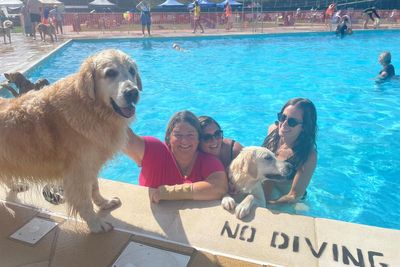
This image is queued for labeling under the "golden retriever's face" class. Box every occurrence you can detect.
[230,146,293,191]
[253,147,292,181]
[78,49,142,118]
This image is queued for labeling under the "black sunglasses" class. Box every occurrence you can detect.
[201,130,223,142]
[277,113,303,127]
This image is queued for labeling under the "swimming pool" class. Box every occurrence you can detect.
[21,30,400,230]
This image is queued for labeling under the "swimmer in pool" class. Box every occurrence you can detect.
[376,51,395,83]
[172,43,185,51]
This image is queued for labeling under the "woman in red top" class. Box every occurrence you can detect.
[124,110,227,203]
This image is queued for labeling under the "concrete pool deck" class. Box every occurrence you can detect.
[1,25,400,266]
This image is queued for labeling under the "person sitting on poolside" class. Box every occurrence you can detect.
[261,98,317,204]
[198,116,243,169]
[124,110,228,203]
[376,51,395,82]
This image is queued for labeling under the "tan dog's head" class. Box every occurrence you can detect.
[228,146,293,192]
[76,49,142,119]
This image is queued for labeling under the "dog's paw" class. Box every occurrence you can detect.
[221,196,236,211]
[235,203,251,219]
[235,195,254,219]
[98,197,121,210]
[88,218,113,233]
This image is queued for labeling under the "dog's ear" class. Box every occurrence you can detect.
[4,73,10,80]
[76,58,96,100]
[246,150,258,178]
[230,149,258,181]
[136,73,142,91]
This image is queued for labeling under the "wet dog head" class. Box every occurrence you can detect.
[228,146,293,192]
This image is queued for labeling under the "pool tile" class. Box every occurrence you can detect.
[0,204,57,267]
[51,219,131,267]
[97,178,187,238]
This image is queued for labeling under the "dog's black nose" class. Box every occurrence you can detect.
[124,88,139,104]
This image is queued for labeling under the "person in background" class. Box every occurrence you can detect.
[26,0,42,39]
[363,6,380,29]
[123,110,228,203]
[262,98,317,204]
[42,6,50,24]
[376,51,395,82]
[191,0,204,34]
[324,2,336,28]
[136,0,151,36]
[198,116,243,170]
[224,1,233,30]
[20,2,33,37]
[49,5,63,34]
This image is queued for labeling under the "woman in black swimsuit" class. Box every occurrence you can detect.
[262,98,318,204]
[198,116,243,170]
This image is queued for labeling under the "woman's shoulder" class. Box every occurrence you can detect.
[268,123,277,134]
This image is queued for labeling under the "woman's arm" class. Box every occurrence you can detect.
[150,171,228,203]
[123,128,145,166]
[192,171,228,200]
[268,149,317,204]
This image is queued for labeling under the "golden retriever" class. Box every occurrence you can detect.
[36,23,57,42]
[0,20,13,44]
[0,49,142,233]
[221,146,292,219]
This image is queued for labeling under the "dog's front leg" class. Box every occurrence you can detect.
[250,183,267,208]
[64,169,113,233]
[235,195,255,219]
[235,183,266,219]
[92,179,121,210]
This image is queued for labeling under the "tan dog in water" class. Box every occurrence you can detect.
[222,146,293,219]
[0,49,142,233]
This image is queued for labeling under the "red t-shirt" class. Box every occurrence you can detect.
[139,136,225,188]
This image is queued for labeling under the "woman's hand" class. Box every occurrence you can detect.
[149,188,161,203]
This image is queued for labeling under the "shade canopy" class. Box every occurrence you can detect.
[88,0,115,6]
[0,0,22,7]
[158,0,184,7]
[187,0,216,8]
[38,0,62,4]
[216,0,242,7]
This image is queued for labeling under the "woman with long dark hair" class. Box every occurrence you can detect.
[262,98,317,204]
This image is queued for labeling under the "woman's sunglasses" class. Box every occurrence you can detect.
[201,130,223,142]
[277,113,303,127]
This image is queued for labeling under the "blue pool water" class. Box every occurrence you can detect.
[16,31,400,230]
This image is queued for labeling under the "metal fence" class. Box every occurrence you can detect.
[63,9,400,32]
